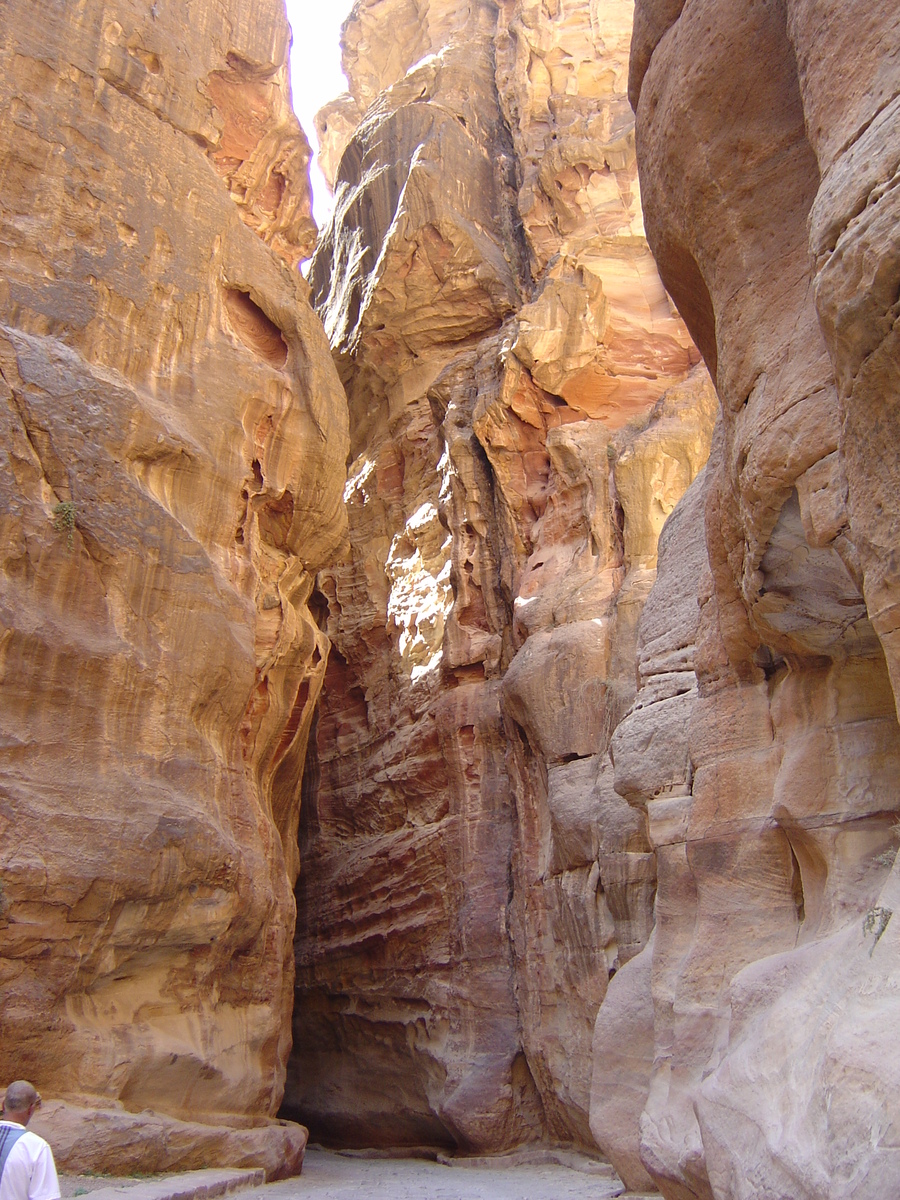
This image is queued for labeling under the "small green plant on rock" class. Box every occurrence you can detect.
[863,905,893,955]
[52,500,76,550]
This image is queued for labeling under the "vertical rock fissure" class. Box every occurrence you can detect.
[289,0,715,1158]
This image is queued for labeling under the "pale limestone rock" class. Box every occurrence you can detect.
[0,0,347,1174]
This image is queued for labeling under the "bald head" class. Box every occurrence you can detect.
[2,1080,41,1125]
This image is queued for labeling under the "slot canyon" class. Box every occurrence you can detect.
[0,0,898,1197]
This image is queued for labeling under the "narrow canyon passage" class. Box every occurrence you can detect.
[0,0,899,1198]
[284,0,712,1169]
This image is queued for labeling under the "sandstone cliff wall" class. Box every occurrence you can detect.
[287,0,713,1154]
[5,0,889,1190]
[0,0,348,1176]
[587,2,900,1197]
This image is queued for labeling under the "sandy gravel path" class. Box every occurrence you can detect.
[59,1147,660,1200]
[241,1147,640,1200]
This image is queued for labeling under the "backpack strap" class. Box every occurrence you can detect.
[0,1125,26,1180]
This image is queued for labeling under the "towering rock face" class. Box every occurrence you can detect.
[0,0,347,1176]
[588,2,900,1197]
[287,0,713,1153]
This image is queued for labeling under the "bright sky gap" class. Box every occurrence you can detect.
[284,0,356,227]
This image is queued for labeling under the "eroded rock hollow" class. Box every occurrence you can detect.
[0,0,347,1177]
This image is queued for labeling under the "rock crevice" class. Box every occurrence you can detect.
[287,0,713,1157]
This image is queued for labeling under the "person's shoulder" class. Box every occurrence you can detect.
[18,1129,51,1153]
[0,1121,31,1146]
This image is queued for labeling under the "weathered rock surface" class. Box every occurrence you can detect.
[585,2,900,1196]
[0,0,347,1174]
[29,1102,304,1180]
[288,0,712,1156]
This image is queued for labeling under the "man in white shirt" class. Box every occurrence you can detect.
[0,1082,60,1200]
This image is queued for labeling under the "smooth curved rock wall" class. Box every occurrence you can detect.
[0,0,348,1174]
[587,2,900,1196]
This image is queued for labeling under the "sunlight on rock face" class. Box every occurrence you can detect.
[343,453,377,503]
[386,502,453,681]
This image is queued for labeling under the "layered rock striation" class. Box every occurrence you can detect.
[4,0,890,1190]
[0,0,347,1176]
[288,0,713,1155]
[588,2,900,1197]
